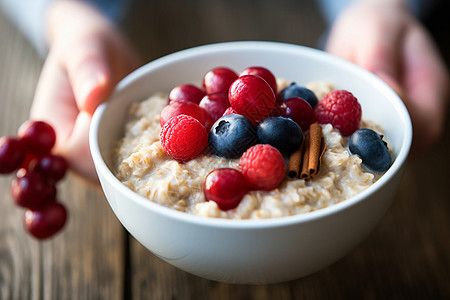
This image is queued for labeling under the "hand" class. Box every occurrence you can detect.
[325,0,449,154]
[30,0,140,181]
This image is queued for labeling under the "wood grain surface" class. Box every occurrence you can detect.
[1,1,449,299]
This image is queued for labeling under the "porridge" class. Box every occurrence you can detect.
[114,67,391,219]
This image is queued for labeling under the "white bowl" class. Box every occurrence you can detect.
[89,41,412,284]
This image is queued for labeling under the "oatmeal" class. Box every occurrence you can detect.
[114,81,387,219]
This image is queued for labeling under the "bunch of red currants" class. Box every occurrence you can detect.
[0,120,68,239]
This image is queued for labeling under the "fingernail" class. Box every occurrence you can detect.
[77,73,108,114]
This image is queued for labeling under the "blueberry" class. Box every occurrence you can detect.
[278,83,318,108]
[209,114,257,158]
[257,117,303,156]
[349,128,392,173]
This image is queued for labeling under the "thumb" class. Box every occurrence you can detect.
[65,40,114,115]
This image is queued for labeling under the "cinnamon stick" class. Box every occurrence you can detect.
[307,123,323,177]
[286,123,326,180]
[300,134,310,179]
[287,142,304,178]
[300,123,326,180]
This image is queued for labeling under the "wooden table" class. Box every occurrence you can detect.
[1,1,450,299]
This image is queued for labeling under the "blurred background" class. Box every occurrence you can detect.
[122,0,326,62]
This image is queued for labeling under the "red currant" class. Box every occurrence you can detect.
[199,93,230,123]
[0,136,26,174]
[240,66,277,95]
[160,100,210,128]
[168,84,206,105]
[34,154,68,182]
[24,201,67,239]
[202,67,238,95]
[222,106,239,117]
[10,169,56,209]
[204,168,249,210]
[280,97,316,131]
[18,120,56,156]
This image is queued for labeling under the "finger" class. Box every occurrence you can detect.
[61,110,99,181]
[31,51,78,147]
[30,52,98,181]
[64,38,113,115]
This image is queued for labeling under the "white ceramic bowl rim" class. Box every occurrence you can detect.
[90,41,412,230]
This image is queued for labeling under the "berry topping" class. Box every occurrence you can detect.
[160,100,210,128]
[209,114,257,158]
[277,83,319,108]
[24,201,67,240]
[239,144,286,191]
[240,66,277,95]
[18,120,56,156]
[228,75,276,125]
[199,93,230,123]
[1,120,68,239]
[204,168,249,210]
[256,117,303,156]
[222,106,239,117]
[0,136,26,174]
[168,84,206,105]
[270,103,284,117]
[34,154,68,182]
[315,90,361,136]
[160,114,208,162]
[10,169,57,209]
[280,97,316,131]
[349,128,392,172]
[202,67,238,95]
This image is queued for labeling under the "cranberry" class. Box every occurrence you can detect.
[34,154,68,182]
[168,84,206,105]
[160,100,210,128]
[222,106,239,117]
[10,169,56,209]
[202,67,238,95]
[18,120,56,156]
[0,136,26,174]
[199,93,230,123]
[204,168,249,210]
[240,66,277,95]
[24,201,67,239]
[228,75,276,125]
[280,97,316,131]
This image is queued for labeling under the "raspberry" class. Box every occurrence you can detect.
[239,144,286,191]
[160,114,208,162]
[315,90,361,136]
